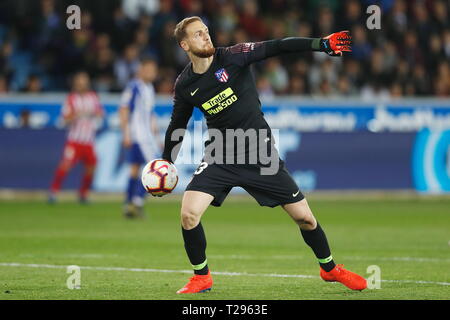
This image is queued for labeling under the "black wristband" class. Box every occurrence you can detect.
[312,38,322,51]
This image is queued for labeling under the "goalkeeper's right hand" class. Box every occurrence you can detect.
[320,31,352,56]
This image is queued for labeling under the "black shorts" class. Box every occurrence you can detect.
[186,160,304,207]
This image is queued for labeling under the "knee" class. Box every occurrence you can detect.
[180,207,201,230]
[290,209,317,230]
[59,161,72,172]
[297,215,317,230]
[283,200,317,230]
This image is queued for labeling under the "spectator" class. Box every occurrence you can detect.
[434,61,450,96]
[412,64,431,96]
[182,0,209,26]
[361,82,390,102]
[344,59,363,89]
[443,29,450,59]
[263,58,289,94]
[297,22,312,38]
[368,48,390,86]
[213,1,239,33]
[351,25,372,61]
[283,10,301,37]
[256,76,275,100]
[213,30,231,47]
[61,27,93,75]
[309,59,338,94]
[382,41,398,72]
[150,0,177,41]
[239,0,267,40]
[389,82,403,98]
[89,48,115,92]
[413,2,433,46]
[316,5,335,36]
[288,76,307,95]
[93,33,112,52]
[291,60,310,79]
[317,79,334,97]
[122,0,159,21]
[114,44,140,88]
[0,41,13,80]
[134,27,158,59]
[0,74,8,93]
[267,20,287,40]
[394,60,411,86]
[308,0,340,16]
[110,7,135,52]
[158,20,178,68]
[231,28,249,46]
[23,75,43,93]
[401,31,423,68]
[156,75,175,95]
[386,0,408,43]
[336,75,354,97]
[34,0,61,51]
[340,0,364,30]
[431,0,449,32]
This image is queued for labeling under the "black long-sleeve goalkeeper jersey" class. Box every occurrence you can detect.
[162,37,319,163]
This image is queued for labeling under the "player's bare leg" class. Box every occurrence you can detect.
[79,164,95,204]
[282,198,317,230]
[282,199,367,291]
[180,190,213,229]
[177,190,214,294]
[49,159,74,203]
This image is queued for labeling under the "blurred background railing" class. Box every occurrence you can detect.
[1,94,449,194]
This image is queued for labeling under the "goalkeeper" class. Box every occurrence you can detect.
[161,16,366,294]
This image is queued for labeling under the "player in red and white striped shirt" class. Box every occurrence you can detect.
[49,71,104,203]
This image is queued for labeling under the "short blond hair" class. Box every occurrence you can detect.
[173,16,203,45]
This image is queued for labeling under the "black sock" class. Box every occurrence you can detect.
[300,222,336,272]
[182,222,209,275]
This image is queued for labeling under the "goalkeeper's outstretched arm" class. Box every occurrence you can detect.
[227,31,352,66]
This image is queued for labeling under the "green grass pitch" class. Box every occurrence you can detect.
[0,196,449,300]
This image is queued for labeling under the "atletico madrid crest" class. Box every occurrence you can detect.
[214,68,229,83]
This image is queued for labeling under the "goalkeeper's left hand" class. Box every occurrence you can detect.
[320,31,352,56]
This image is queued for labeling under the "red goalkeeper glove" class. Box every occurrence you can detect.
[320,31,352,56]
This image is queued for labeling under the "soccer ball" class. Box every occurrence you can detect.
[141,159,178,196]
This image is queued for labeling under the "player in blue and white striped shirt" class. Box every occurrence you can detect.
[119,59,162,218]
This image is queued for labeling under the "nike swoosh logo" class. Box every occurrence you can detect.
[292,190,300,197]
[190,88,199,96]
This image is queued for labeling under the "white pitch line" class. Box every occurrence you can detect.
[18,253,119,259]
[343,256,450,263]
[209,254,450,263]
[1,262,449,287]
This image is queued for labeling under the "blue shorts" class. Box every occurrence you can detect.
[128,143,146,165]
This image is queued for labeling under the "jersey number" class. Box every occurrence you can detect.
[194,162,208,175]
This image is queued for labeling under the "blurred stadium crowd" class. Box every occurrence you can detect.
[0,0,449,99]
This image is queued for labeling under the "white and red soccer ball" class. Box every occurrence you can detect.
[141,159,178,196]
